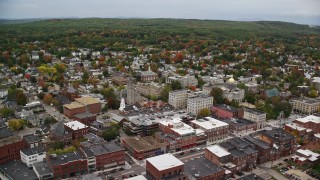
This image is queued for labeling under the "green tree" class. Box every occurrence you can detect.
[197,77,206,88]
[103,69,109,77]
[160,85,172,102]
[171,80,182,90]
[198,108,211,118]
[82,71,89,84]
[210,87,224,104]
[0,107,14,118]
[8,119,26,131]
[309,90,318,98]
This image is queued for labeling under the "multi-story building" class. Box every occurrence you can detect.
[146,153,187,180]
[50,120,73,143]
[73,112,97,125]
[222,118,257,135]
[166,74,198,88]
[121,136,167,160]
[157,118,198,151]
[0,135,27,164]
[284,123,314,143]
[290,98,320,114]
[212,104,239,119]
[168,90,197,109]
[64,121,89,139]
[240,108,267,129]
[258,128,296,160]
[187,95,214,115]
[48,151,88,179]
[191,117,229,144]
[0,161,38,180]
[140,66,158,82]
[126,78,144,105]
[20,145,46,167]
[222,88,245,103]
[243,135,271,164]
[293,115,320,134]
[63,96,101,118]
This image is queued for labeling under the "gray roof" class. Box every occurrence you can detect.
[32,161,53,177]
[237,173,264,180]
[81,133,106,147]
[84,141,124,156]
[0,161,38,180]
[49,151,86,166]
[21,145,46,156]
[260,128,295,142]
[185,157,224,178]
[0,126,13,139]
[74,112,96,119]
[229,148,247,158]
[243,107,266,115]
[215,104,238,113]
[243,135,270,150]
[23,134,42,144]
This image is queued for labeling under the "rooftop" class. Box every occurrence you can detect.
[124,175,147,180]
[0,161,38,180]
[0,126,13,139]
[185,157,224,178]
[292,98,320,104]
[122,136,166,152]
[49,151,86,166]
[81,133,106,147]
[75,96,100,105]
[147,153,184,171]
[63,101,83,109]
[214,104,238,113]
[243,107,266,115]
[64,120,88,130]
[0,135,22,147]
[87,141,124,155]
[32,161,53,177]
[295,115,320,124]
[191,117,229,130]
[160,118,195,136]
[74,112,96,119]
[206,145,230,157]
[260,128,295,142]
[296,149,319,161]
[244,135,270,150]
[223,118,256,127]
[23,134,42,144]
[21,145,46,156]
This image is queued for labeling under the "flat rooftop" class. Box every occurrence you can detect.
[260,128,294,142]
[74,112,96,119]
[206,145,230,157]
[75,96,100,105]
[0,161,38,180]
[243,107,266,115]
[21,145,46,156]
[32,161,53,177]
[147,153,184,171]
[244,135,270,150]
[293,98,320,104]
[160,118,195,136]
[185,157,224,178]
[49,151,86,166]
[223,118,256,127]
[295,115,320,124]
[63,101,83,109]
[123,136,166,152]
[0,135,22,147]
[81,133,106,147]
[214,104,238,113]
[64,120,88,130]
[191,117,229,130]
[88,141,124,155]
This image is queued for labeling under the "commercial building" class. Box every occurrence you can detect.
[121,136,166,160]
[243,135,272,164]
[63,96,101,118]
[32,161,54,180]
[222,118,257,135]
[64,121,89,139]
[187,95,214,115]
[146,153,187,180]
[290,98,320,114]
[191,117,229,144]
[294,115,320,134]
[212,104,239,119]
[166,74,198,88]
[48,151,88,179]
[0,161,38,180]
[169,90,197,109]
[20,145,46,167]
[240,108,267,129]
[0,135,27,164]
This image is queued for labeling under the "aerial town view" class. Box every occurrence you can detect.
[0,0,319,180]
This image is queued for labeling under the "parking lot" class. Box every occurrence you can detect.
[273,161,319,180]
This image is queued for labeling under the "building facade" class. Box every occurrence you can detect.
[187,95,214,115]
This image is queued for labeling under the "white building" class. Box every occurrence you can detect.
[242,108,267,129]
[290,98,320,114]
[187,95,214,115]
[64,120,88,131]
[191,117,229,144]
[168,90,197,109]
[20,145,46,167]
[166,74,198,88]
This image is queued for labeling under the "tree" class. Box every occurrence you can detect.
[171,80,182,90]
[103,69,109,77]
[30,76,37,83]
[210,87,224,104]
[0,107,14,118]
[198,108,211,118]
[197,77,205,88]
[160,85,172,102]
[102,123,120,141]
[82,71,89,83]
[8,119,26,131]
[309,90,318,98]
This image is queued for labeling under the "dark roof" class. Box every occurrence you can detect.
[88,141,124,155]
[237,173,264,180]
[0,161,38,180]
[40,123,50,134]
[81,133,106,147]
[222,118,256,127]
[21,145,45,156]
[219,141,235,151]
[74,112,96,119]
[243,107,266,115]
[243,135,270,150]
[49,151,86,166]
[185,157,224,178]
[23,134,42,144]
[124,102,142,111]
[214,104,238,113]
[55,94,71,105]
[226,137,251,149]
[260,128,295,142]
[51,120,68,136]
[229,148,247,158]
[32,161,53,177]
[0,126,13,139]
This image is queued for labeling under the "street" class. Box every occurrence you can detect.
[41,100,71,122]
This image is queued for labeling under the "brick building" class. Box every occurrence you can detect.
[50,120,73,143]
[0,135,27,164]
[64,121,89,139]
[293,115,320,134]
[258,128,296,160]
[73,112,97,125]
[122,136,166,160]
[48,151,88,179]
[212,104,239,119]
[146,153,187,180]
[62,86,79,101]
[222,118,257,136]
[63,96,101,118]
[244,135,271,164]
[191,117,229,145]
[185,157,226,180]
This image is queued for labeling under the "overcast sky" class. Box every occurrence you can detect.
[0,0,319,25]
